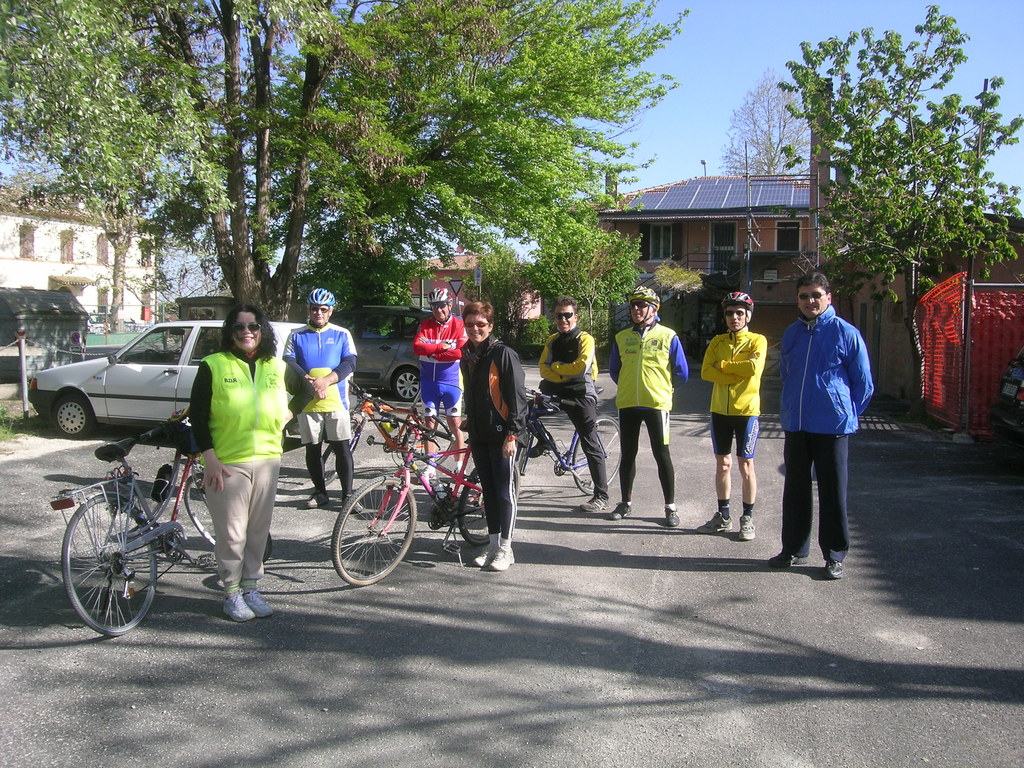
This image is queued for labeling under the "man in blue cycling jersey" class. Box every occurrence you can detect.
[283,289,358,509]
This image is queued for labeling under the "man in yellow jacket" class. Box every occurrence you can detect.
[699,292,767,541]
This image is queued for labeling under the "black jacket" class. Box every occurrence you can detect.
[460,335,527,443]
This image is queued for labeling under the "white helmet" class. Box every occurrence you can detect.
[428,288,451,304]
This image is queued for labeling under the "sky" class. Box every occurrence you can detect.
[622,0,1024,193]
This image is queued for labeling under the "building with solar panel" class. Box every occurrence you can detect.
[598,173,820,360]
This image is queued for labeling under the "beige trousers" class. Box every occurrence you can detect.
[206,458,281,592]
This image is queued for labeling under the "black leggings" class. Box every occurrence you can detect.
[618,408,674,504]
[306,439,353,497]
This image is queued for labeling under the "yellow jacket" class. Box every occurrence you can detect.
[701,329,767,416]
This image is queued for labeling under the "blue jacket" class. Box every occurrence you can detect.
[779,305,874,434]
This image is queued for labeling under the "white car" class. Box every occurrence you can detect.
[29,320,304,438]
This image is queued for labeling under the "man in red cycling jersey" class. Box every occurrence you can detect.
[413,288,467,452]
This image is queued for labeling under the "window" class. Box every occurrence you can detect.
[19,225,35,259]
[60,231,75,263]
[189,327,221,364]
[120,328,188,366]
[97,234,109,265]
[777,221,800,252]
[712,223,735,272]
[139,240,153,267]
[646,224,672,261]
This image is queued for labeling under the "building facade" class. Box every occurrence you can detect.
[0,202,156,328]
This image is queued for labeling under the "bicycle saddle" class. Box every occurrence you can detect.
[94,439,135,463]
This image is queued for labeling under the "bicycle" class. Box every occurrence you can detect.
[50,417,236,636]
[516,389,621,495]
[328,385,455,468]
[330,417,504,587]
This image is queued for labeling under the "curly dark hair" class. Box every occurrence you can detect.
[220,304,277,359]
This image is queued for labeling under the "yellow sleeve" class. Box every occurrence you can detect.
[719,334,767,380]
[550,332,596,380]
[701,337,741,384]
[538,333,559,382]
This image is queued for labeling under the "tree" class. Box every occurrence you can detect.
[721,69,810,175]
[785,6,1023,413]
[1,0,683,319]
[473,246,537,346]
[528,203,640,339]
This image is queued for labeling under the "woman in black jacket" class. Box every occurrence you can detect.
[460,301,527,572]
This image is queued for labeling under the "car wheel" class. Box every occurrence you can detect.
[53,392,98,438]
[391,366,420,402]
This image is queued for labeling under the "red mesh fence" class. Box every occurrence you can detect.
[919,274,966,430]
[919,272,1024,439]
[968,287,1024,439]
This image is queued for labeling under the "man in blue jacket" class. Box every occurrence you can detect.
[769,272,873,580]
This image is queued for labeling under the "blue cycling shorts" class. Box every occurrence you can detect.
[420,380,462,417]
[710,414,759,459]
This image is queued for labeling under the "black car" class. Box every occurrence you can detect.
[332,305,431,401]
[989,342,1024,447]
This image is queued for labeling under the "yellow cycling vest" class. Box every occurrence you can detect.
[614,324,678,411]
[203,352,289,464]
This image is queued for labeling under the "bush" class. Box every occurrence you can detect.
[520,316,553,346]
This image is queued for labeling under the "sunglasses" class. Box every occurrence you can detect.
[465,322,491,329]
[309,306,332,314]
[232,322,262,333]
[430,302,449,309]
[799,292,826,300]
[629,301,651,310]
[555,312,574,320]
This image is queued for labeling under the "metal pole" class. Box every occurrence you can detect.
[17,328,29,420]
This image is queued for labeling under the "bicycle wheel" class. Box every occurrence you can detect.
[455,471,488,547]
[61,494,157,636]
[331,475,417,586]
[570,417,622,494]
[456,467,520,547]
[183,467,215,546]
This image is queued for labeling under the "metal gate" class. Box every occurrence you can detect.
[918,272,1024,438]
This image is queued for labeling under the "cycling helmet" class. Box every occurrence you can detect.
[428,288,451,304]
[306,288,336,307]
[626,285,660,308]
[722,291,754,312]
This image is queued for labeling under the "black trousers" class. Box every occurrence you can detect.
[561,397,609,499]
[618,407,674,504]
[469,440,518,539]
[781,431,850,562]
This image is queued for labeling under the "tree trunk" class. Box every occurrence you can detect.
[903,263,926,419]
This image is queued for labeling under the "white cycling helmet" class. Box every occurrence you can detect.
[429,288,451,305]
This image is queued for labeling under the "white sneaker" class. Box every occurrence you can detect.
[739,515,755,541]
[243,589,273,618]
[471,546,498,568]
[223,592,256,622]
[483,546,514,572]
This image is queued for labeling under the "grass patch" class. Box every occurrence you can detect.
[0,403,52,442]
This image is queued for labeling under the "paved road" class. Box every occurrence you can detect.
[1,367,1022,767]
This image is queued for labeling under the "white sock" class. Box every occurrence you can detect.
[490,534,500,550]
[499,537,512,550]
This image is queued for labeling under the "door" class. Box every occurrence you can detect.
[102,326,193,421]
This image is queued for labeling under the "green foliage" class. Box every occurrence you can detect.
[529,203,640,330]
[520,316,553,346]
[472,246,537,346]
[1,1,683,319]
[653,263,703,295]
[785,6,1023,406]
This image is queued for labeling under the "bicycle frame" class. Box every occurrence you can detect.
[370,441,480,538]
